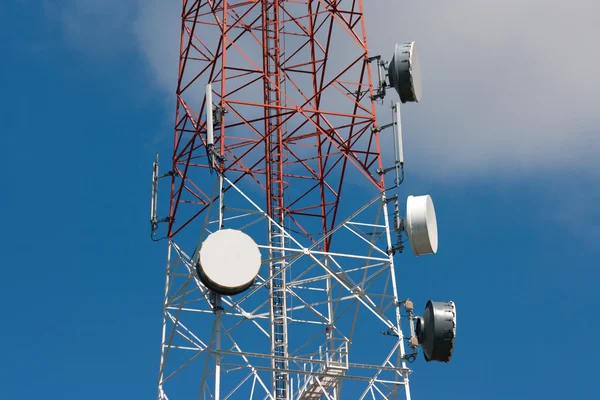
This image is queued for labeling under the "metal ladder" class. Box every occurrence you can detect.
[264,1,289,399]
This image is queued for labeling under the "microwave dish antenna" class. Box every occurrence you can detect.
[388,41,422,103]
[415,301,457,362]
[369,41,422,103]
[405,195,438,256]
[196,229,261,295]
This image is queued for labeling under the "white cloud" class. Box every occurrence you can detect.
[132,0,179,97]
[45,0,136,56]
[364,0,600,177]
[55,0,600,177]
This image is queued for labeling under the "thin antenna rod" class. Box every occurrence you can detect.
[206,83,214,146]
[150,153,159,234]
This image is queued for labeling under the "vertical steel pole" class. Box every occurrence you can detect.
[214,305,222,400]
[157,243,172,400]
[382,194,411,400]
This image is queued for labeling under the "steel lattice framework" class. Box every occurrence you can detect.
[157,1,415,399]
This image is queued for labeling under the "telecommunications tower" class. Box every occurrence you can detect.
[151,1,456,399]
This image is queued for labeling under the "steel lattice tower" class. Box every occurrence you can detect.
[155,1,425,399]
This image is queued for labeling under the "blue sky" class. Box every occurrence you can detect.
[1,1,599,399]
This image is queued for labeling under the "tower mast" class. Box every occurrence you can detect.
[154,2,456,399]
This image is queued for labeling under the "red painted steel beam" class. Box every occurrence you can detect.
[169,0,383,241]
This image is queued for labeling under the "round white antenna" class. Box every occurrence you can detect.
[197,229,261,295]
[388,42,422,103]
[405,195,438,256]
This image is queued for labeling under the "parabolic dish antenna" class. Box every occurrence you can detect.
[196,229,261,295]
[405,195,438,256]
[388,41,422,103]
[416,301,457,362]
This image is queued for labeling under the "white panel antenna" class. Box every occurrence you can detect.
[205,83,214,146]
[394,102,404,164]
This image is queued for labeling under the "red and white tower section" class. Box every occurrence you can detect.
[151,2,457,399]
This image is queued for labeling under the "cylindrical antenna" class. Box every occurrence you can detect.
[150,153,159,231]
[205,83,214,146]
[378,59,385,90]
[394,102,404,164]
[392,105,399,164]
